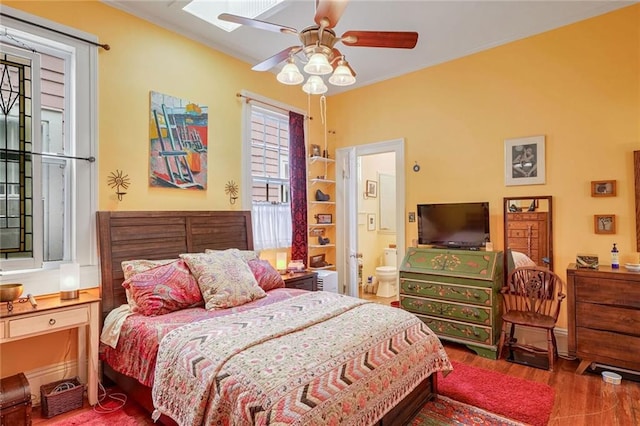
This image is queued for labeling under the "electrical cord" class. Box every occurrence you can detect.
[92,380,127,414]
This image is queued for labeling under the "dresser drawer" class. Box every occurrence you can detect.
[576,327,640,367]
[400,278,492,305]
[8,306,89,338]
[415,313,493,345]
[575,278,640,308]
[401,295,492,325]
[400,272,495,290]
[576,302,640,336]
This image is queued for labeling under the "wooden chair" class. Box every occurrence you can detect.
[497,266,566,371]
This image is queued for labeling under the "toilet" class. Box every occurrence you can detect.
[376,248,398,298]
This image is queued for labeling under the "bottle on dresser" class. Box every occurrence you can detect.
[611,243,619,269]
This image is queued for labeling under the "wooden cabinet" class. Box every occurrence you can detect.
[283,271,318,291]
[566,265,640,373]
[399,248,504,359]
[506,212,549,266]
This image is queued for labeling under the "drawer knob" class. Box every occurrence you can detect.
[49,318,56,326]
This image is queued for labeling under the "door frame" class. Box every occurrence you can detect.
[336,139,406,297]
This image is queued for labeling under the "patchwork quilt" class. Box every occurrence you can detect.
[152,292,452,425]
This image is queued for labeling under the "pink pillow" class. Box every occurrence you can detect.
[248,259,285,291]
[121,259,203,316]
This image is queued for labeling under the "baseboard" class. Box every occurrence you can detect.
[23,360,79,406]
[511,326,569,357]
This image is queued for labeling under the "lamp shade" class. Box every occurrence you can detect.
[328,63,356,86]
[302,75,328,95]
[276,61,304,85]
[60,263,80,300]
[303,53,332,75]
[276,252,287,272]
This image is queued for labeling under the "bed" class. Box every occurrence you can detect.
[97,210,452,425]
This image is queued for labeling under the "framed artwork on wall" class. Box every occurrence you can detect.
[594,214,616,234]
[504,135,545,186]
[591,180,617,197]
[365,180,378,198]
[315,213,333,224]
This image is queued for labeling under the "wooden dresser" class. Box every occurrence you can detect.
[283,271,318,291]
[566,264,640,374]
[506,212,549,266]
[399,248,504,359]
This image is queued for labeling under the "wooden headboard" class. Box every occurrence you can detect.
[96,210,253,319]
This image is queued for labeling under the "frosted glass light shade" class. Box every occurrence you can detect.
[60,263,80,300]
[303,53,332,75]
[276,62,304,85]
[302,75,328,95]
[328,64,356,86]
[276,252,287,272]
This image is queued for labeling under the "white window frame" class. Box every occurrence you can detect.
[0,6,98,294]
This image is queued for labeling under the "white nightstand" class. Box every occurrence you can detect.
[0,288,101,405]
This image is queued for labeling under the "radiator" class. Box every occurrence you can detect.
[316,270,338,293]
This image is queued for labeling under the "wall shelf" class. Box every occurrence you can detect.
[308,156,335,165]
[309,244,336,248]
[309,178,335,185]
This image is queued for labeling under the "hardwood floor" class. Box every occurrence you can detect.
[31,342,640,425]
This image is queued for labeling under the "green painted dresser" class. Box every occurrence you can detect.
[399,247,504,359]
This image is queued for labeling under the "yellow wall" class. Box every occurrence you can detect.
[328,5,640,327]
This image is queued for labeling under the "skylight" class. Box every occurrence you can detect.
[183,0,285,32]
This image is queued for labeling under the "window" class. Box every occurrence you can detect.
[0,12,97,278]
[242,97,296,251]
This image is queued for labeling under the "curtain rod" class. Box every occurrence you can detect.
[236,93,312,120]
[29,152,96,163]
[0,12,110,50]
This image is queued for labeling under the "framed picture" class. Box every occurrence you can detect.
[365,180,378,198]
[594,214,616,234]
[367,213,376,231]
[591,180,617,197]
[316,213,332,224]
[310,144,321,157]
[504,135,545,186]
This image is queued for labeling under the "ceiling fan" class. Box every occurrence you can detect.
[218,0,419,94]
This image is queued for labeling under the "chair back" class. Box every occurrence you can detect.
[502,266,566,320]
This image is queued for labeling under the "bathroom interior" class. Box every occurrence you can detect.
[357,152,398,304]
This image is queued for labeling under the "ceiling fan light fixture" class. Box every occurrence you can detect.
[277,60,304,85]
[303,52,333,75]
[328,62,356,86]
[302,75,328,95]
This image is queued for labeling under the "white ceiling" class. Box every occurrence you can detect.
[103,0,634,95]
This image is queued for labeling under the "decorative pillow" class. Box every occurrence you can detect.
[204,249,260,262]
[181,250,266,310]
[122,259,175,280]
[248,259,285,292]
[121,259,203,316]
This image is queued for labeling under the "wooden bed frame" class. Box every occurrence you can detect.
[96,210,436,425]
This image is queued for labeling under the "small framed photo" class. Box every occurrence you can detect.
[316,213,332,224]
[365,180,378,198]
[504,135,545,186]
[594,214,616,234]
[367,213,376,231]
[310,144,321,157]
[591,180,617,197]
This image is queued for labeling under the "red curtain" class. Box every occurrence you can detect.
[289,112,308,266]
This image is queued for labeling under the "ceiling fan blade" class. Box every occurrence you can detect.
[251,46,302,71]
[341,31,419,49]
[331,48,356,76]
[314,0,349,28]
[218,13,298,36]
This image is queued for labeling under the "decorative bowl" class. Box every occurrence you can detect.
[624,263,640,272]
[0,283,24,302]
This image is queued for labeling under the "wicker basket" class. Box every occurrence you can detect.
[40,377,84,418]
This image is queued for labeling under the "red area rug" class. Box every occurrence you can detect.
[433,360,555,426]
[412,395,525,426]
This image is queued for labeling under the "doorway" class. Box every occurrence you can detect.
[335,139,405,300]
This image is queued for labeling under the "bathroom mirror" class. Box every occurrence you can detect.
[379,173,396,233]
[503,196,553,273]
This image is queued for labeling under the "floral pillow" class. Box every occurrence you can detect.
[121,259,175,280]
[204,249,259,262]
[247,259,285,292]
[121,259,203,316]
[180,250,266,310]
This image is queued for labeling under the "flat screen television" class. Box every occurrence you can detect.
[417,202,490,249]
